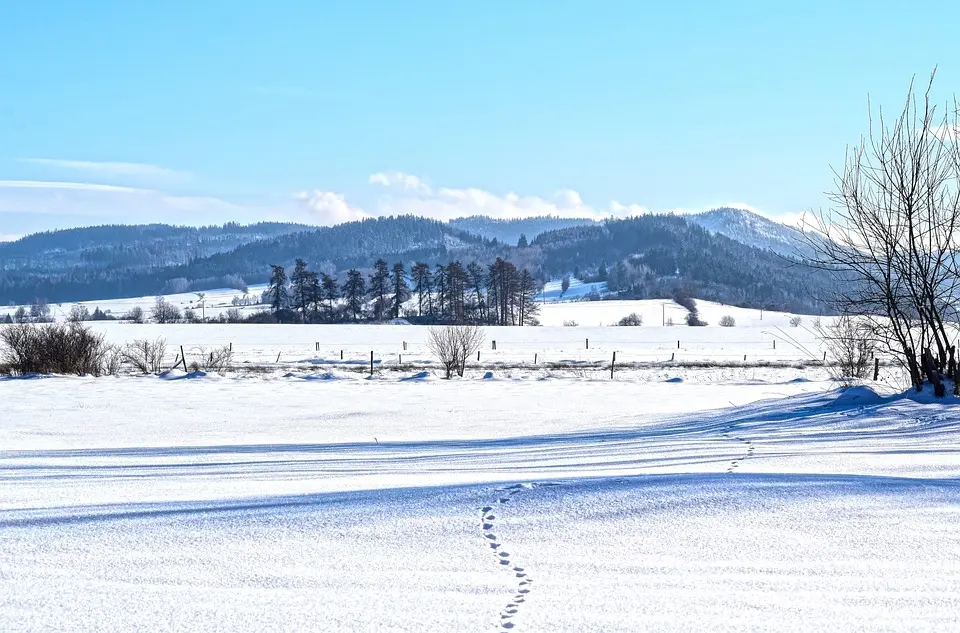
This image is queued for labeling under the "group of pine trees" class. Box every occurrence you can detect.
[266,257,541,326]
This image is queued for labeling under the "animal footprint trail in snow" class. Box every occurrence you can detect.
[724,427,754,474]
[479,482,557,630]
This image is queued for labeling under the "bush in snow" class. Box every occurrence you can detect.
[427,325,484,379]
[790,316,803,327]
[563,320,579,327]
[719,315,736,327]
[0,322,117,376]
[122,338,168,374]
[617,313,643,327]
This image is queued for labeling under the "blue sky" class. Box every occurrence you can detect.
[2,0,959,238]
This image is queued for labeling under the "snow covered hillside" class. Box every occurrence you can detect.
[2,377,959,631]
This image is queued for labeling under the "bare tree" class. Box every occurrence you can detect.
[803,70,960,395]
[427,325,484,379]
[151,296,181,324]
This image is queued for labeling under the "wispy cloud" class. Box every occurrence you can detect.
[20,158,190,184]
[368,171,432,195]
[0,180,254,224]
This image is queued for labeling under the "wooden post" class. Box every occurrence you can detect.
[671,352,675,361]
[276,352,281,363]
[492,340,496,350]
[230,342,233,352]
[677,340,680,349]
[773,340,776,350]
[341,350,343,360]
[744,354,747,361]
[370,350,374,376]
[823,351,827,362]
[399,354,402,365]
[873,357,880,381]
[403,341,407,351]
[586,338,589,350]
[477,350,481,362]
[610,351,616,379]
[180,346,187,371]
[534,353,538,365]
[315,342,318,351]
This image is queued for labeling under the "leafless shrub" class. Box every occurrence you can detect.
[122,338,168,374]
[0,322,117,376]
[187,345,234,374]
[789,316,802,328]
[563,320,579,327]
[818,316,876,384]
[719,315,736,327]
[617,313,643,327]
[665,317,675,327]
[427,325,484,379]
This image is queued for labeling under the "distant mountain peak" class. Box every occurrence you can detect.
[687,207,811,259]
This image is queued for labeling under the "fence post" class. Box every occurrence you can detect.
[370,350,374,376]
[315,342,318,351]
[744,354,747,362]
[677,340,680,349]
[341,349,344,360]
[230,342,233,352]
[399,354,402,365]
[276,352,281,363]
[534,353,537,365]
[610,351,616,379]
[873,357,880,381]
[492,340,496,350]
[180,346,187,371]
[823,351,827,362]
[403,341,407,351]
[773,340,776,350]
[477,350,481,362]
[586,338,589,350]
[671,352,675,361]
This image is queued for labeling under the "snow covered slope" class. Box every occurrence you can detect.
[689,207,814,259]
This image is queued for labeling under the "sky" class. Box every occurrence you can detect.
[2,0,959,240]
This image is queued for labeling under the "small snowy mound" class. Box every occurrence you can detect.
[159,370,208,381]
[482,371,495,380]
[833,385,885,405]
[400,371,431,382]
[664,377,684,383]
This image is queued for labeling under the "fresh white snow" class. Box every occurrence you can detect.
[2,370,959,631]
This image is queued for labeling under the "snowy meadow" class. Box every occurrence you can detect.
[2,299,958,632]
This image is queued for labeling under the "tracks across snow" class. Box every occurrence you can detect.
[479,482,558,630]
[722,426,755,474]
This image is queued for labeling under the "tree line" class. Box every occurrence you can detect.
[265,257,541,326]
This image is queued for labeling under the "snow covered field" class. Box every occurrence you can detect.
[2,294,952,631]
[2,372,960,631]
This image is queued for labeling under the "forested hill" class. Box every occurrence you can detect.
[531,215,832,313]
[0,222,310,272]
[449,215,596,245]
[1,214,834,313]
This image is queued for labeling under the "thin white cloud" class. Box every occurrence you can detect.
[0,180,258,225]
[0,180,145,193]
[368,171,432,195]
[20,158,190,183]
[0,233,22,243]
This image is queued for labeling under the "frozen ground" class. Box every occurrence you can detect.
[2,373,959,631]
